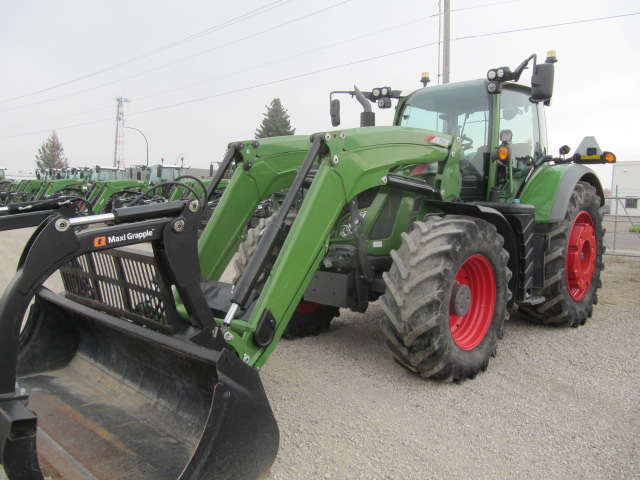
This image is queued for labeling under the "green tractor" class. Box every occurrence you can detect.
[0,168,16,204]
[0,168,12,191]
[0,52,615,479]
[22,168,87,202]
[150,163,205,201]
[3,170,47,204]
[83,165,146,213]
[125,163,203,202]
[3,168,85,204]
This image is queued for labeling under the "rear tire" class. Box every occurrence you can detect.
[380,215,511,382]
[233,217,339,338]
[520,181,604,327]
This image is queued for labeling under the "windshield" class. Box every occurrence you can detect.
[399,80,490,159]
[96,169,123,181]
[163,167,188,181]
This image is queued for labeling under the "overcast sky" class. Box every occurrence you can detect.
[1,0,638,186]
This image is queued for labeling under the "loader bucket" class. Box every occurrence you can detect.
[0,202,279,480]
[6,291,279,480]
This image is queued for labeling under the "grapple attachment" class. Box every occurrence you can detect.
[0,201,278,480]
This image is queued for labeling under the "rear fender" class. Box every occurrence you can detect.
[519,163,604,223]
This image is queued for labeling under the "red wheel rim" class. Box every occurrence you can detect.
[449,255,496,350]
[566,211,596,301]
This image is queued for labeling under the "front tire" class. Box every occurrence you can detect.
[233,217,339,338]
[380,215,511,382]
[520,181,604,327]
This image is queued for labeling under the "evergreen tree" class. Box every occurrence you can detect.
[254,98,296,138]
[35,131,69,170]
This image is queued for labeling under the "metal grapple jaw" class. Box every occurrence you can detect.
[0,200,279,479]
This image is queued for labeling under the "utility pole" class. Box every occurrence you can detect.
[443,0,450,84]
[113,96,130,167]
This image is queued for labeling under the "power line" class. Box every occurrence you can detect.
[451,0,524,13]
[0,0,524,114]
[0,0,352,113]
[0,0,294,104]
[5,105,114,130]
[1,13,436,130]
[454,11,638,40]
[133,15,438,103]
[2,11,637,140]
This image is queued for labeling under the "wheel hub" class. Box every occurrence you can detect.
[449,255,496,351]
[450,283,472,316]
[566,211,596,301]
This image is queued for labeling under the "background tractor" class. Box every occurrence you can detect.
[0,51,615,479]
[83,165,146,213]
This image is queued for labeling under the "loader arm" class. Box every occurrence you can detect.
[209,128,457,368]
[197,136,315,280]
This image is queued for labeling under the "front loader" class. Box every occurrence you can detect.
[0,51,615,479]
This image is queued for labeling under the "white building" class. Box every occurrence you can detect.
[610,161,640,215]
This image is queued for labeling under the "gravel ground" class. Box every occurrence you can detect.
[0,228,638,480]
[263,254,639,480]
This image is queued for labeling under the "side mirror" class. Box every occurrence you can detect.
[95,165,101,173]
[330,99,341,127]
[531,63,554,102]
[156,165,162,179]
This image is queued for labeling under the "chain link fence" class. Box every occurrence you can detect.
[603,196,640,257]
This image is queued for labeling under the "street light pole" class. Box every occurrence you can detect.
[124,126,149,166]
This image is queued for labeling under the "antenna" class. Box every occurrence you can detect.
[113,96,130,167]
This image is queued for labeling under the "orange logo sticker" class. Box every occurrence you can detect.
[94,236,107,247]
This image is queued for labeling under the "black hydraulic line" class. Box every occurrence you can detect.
[173,175,208,206]
[125,181,201,207]
[229,134,325,311]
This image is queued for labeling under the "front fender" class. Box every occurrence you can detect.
[519,163,605,224]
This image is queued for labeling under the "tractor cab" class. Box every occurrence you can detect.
[397,78,547,202]
[331,51,613,206]
[67,167,92,181]
[93,165,126,182]
[148,164,191,185]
